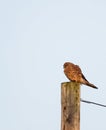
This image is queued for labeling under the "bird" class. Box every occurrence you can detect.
[63,62,98,89]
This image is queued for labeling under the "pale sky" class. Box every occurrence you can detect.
[0,0,106,130]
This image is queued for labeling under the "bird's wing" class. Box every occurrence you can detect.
[75,65,82,73]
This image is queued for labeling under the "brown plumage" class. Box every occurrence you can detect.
[63,62,98,89]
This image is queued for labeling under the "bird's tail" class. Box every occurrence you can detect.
[84,81,98,89]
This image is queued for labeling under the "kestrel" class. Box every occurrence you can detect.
[63,62,98,89]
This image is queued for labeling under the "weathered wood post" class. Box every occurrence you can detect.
[61,82,80,130]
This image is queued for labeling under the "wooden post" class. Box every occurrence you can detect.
[61,82,80,130]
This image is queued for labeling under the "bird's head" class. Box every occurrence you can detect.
[63,62,70,68]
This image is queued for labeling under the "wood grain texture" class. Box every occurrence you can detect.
[61,82,80,130]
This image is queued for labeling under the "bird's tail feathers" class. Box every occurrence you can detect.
[82,79,98,89]
[85,82,98,89]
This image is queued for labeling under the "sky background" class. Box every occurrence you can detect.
[0,0,106,130]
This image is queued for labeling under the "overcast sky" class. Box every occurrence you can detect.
[0,0,106,130]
